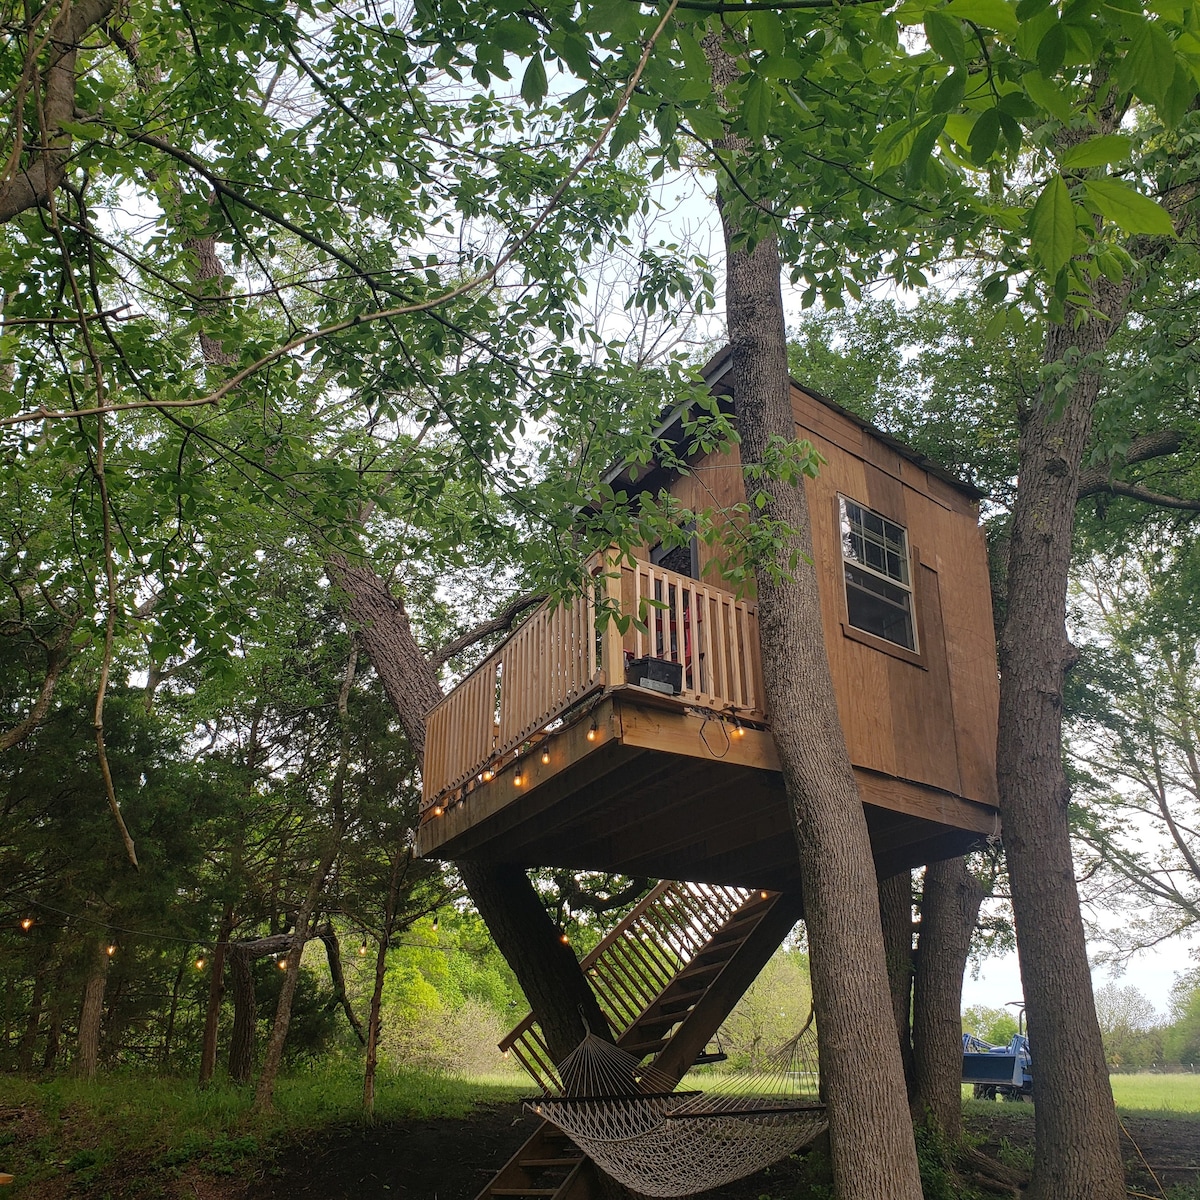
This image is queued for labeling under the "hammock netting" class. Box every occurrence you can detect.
[527,1028,828,1197]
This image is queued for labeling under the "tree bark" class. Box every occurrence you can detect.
[228,943,257,1084]
[911,858,984,1139]
[17,969,46,1073]
[879,870,915,1094]
[329,554,610,1060]
[320,926,365,1044]
[997,282,1133,1200]
[160,952,188,1067]
[716,220,922,1197]
[74,939,109,1080]
[198,907,233,1085]
[364,845,407,1114]
[0,0,117,223]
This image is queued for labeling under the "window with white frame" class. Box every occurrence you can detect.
[839,496,917,652]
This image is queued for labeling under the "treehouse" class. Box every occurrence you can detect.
[416,349,1001,891]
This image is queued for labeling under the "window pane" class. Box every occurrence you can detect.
[845,566,916,650]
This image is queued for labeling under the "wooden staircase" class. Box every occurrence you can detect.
[477,882,805,1200]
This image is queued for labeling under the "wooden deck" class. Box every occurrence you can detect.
[417,556,999,890]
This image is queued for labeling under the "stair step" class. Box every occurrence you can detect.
[490,1191,563,1197]
[621,1038,667,1056]
[519,1158,582,1168]
[673,960,724,982]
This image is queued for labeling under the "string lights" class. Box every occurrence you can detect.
[431,804,444,817]
[358,941,368,956]
[432,913,439,933]
[195,957,206,970]
[558,929,570,945]
[586,721,598,742]
[277,957,288,970]
[513,762,524,786]
[481,767,495,782]
[20,917,33,931]
[540,747,551,765]
[106,944,117,957]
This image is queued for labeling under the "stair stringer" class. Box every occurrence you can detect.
[641,890,805,1085]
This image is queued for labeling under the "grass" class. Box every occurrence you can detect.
[961,1073,1200,1117]
[0,1063,528,1197]
[1110,1073,1200,1114]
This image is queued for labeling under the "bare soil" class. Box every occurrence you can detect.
[239,1102,1200,1200]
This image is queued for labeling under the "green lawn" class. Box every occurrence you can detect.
[0,1065,528,1197]
[963,1073,1200,1115]
[1110,1072,1200,1114]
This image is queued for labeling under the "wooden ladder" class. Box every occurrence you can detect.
[476,883,805,1200]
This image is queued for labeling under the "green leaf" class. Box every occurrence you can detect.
[1061,133,1133,169]
[924,11,967,70]
[1160,60,1199,127]
[981,271,1009,303]
[752,10,786,56]
[1037,22,1067,75]
[1016,0,1053,17]
[968,107,1000,163]
[744,76,773,139]
[1029,174,1076,275]
[520,54,547,106]
[907,114,947,184]
[930,70,966,113]
[1118,19,1175,108]
[1083,179,1176,235]
[944,0,1020,34]
[1022,70,1075,123]
[675,28,709,78]
[687,106,725,141]
[983,306,1008,338]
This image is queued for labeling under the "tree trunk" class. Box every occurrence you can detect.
[74,940,109,1080]
[365,845,408,1114]
[716,220,922,1197]
[228,944,257,1083]
[18,969,46,1073]
[911,858,984,1138]
[329,555,610,1060]
[199,907,233,1085]
[320,926,365,1044]
[160,952,188,1067]
[997,286,1132,1200]
[879,870,915,1094]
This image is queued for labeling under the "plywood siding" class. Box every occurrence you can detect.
[661,382,999,810]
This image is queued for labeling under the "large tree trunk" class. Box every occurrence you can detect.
[74,940,109,1080]
[228,944,257,1083]
[18,969,46,1073]
[911,858,984,1138]
[198,907,233,1085]
[329,555,610,1059]
[879,870,915,1094]
[997,287,1132,1200]
[717,222,922,1197]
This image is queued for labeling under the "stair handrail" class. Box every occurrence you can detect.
[499,880,754,1090]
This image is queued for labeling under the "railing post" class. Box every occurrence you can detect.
[598,549,626,688]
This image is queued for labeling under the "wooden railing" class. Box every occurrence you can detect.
[421,555,766,809]
[616,558,766,718]
[498,880,754,1092]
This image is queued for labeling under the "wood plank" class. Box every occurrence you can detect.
[616,700,781,772]
[854,768,999,835]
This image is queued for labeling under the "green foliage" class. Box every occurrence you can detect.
[962,1005,1020,1046]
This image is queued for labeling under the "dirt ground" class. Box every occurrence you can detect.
[239,1102,1200,1200]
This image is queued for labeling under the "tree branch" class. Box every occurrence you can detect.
[430,591,546,669]
[0,0,117,223]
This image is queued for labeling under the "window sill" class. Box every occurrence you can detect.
[840,621,927,670]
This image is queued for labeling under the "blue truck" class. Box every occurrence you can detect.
[961,1029,1033,1101]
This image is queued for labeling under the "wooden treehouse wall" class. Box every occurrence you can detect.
[655,382,999,812]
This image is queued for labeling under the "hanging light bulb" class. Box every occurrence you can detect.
[195,957,206,971]
[20,917,33,931]
[431,804,444,817]
[732,718,745,739]
[586,721,598,742]
[558,929,570,945]
[432,913,439,932]
[106,944,117,957]
[277,957,288,970]
[513,763,524,786]
[540,747,551,765]
[482,766,495,782]
[760,891,769,900]
[358,941,368,956]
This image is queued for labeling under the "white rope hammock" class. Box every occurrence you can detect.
[528,1026,828,1197]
